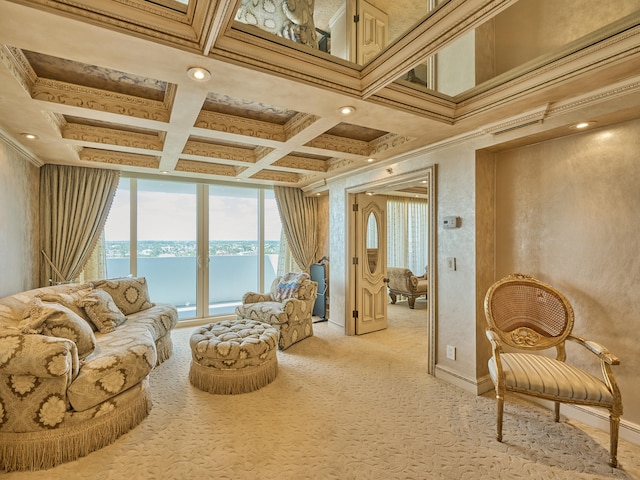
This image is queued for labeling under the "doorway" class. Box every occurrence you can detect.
[347,166,436,374]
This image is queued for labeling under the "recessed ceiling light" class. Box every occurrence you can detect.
[574,121,594,129]
[420,180,427,184]
[187,67,211,82]
[338,106,355,115]
[367,158,375,163]
[21,133,38,140]
[161,171,169,174]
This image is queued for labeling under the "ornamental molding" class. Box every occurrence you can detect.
[511,327,541,347]
[0,46,37,94]
[305,134,370,156]
[19,0,200,47]
[482,105,550,136]
[182,139,263,163]
[284,113,320,139]
[250,169,300,183]
[273,155,328,172]
[547,79,640,118]
[79,147,160,168]
[326,157,357,172]
[194,110,286,141]
[369,133,413,155]
[31,78,172,122]
[63,123,164,150]
[175,159,245,176]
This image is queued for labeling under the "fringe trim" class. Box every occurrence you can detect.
[155,333,173,365]
[189,355,278,395]
[0,386,152,472]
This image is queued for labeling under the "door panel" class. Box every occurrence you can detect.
[354,193,387,335]
[357,0,388,65]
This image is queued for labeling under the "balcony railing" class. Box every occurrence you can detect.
[106,254,278,319]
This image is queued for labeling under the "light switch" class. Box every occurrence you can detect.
[447,257,456,271]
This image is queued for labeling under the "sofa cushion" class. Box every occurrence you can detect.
[77,289,127,334]
[0,283,93,326]
[92,277,154,315]
[67,325,157,411]
[39,287,95,328]
[19,297,96,359]
[125,303,179,342]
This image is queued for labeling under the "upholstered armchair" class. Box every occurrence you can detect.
[387,267,428,309]
[235,272,318,350]
[484,273,623,467]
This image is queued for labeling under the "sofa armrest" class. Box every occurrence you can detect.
[0,330,79,378]
[242,292,273,304]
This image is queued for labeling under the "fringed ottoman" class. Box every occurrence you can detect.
[189,319,278,394]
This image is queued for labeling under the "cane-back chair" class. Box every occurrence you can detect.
[484,273,623,467]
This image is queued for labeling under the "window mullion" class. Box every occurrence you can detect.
[197,183,209,319]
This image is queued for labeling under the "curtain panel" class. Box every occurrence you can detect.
[39,164,120,286]
[274,186,317,273]
[387,196,428,275]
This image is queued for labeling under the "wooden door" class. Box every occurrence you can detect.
[356,0,389,65]
[354,193,388,335]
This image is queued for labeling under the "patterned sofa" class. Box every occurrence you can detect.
[387,267,428,309]
[235,272,318,350]
[0,277,178,471]
[235,0,317,48]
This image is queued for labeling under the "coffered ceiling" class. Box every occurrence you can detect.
[1,0,640,193]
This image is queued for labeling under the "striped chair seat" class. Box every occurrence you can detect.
[489,353,613,404]
[484,274,622,467]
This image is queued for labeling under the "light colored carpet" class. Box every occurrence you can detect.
[6,300,640,479]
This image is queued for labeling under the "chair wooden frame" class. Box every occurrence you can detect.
[484,273,623,467]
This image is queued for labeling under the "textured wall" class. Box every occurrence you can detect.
[494,0,639,75]
[494,118,640,425]
[0,139,39,297]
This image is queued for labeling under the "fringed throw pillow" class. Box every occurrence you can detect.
[20,297,97,359]
[39,286,95,329]
[91,277,154,315]
[77,289,127,334]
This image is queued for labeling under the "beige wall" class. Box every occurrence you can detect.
[493,117,640,425]
[0,138,39,297]
[494,0,639,75]
[328,115,640,436]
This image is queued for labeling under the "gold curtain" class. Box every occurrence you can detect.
[77,230,107,283]
[387,196,428,274]
[274,186,317,273]
[276,229,303,276]
[39,164,120,286]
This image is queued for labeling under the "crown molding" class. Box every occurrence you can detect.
[0,127,44,167]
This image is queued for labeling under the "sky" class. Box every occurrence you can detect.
[104,181,282,241]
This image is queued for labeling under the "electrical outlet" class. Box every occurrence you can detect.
[446,345,456,360]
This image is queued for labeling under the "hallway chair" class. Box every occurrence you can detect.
[235,272,318,350]
[484,273,623,467]
[387,267,428,309]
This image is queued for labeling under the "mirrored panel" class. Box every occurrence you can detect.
[234,0,446,66]
[146,0,189,13]
[393,0,640,98]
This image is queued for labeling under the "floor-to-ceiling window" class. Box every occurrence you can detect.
[387,196,428,275]
[103,176,281,321]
